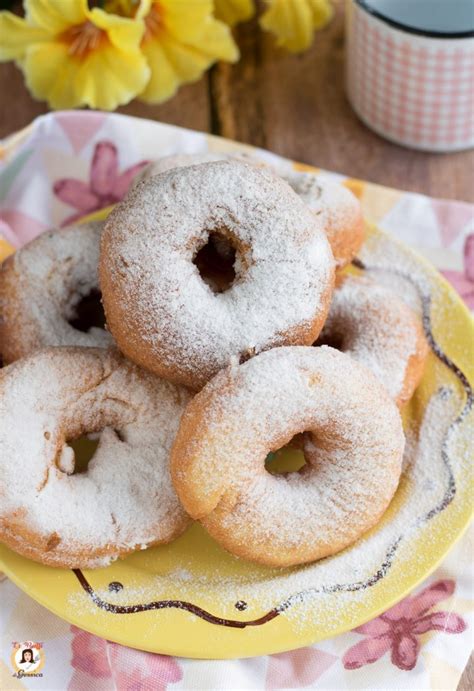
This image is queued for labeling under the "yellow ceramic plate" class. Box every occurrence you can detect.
[0,217,473,659]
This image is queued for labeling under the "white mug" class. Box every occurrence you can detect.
[345,0,474,151]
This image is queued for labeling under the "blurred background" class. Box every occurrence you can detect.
[0,0,472,201]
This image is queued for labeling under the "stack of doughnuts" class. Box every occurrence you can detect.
[0,153,427,569]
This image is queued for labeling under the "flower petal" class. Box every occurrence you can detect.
[88,6,145,48]
[0,12,49,61]
[382,599,415,622]
[214,0,255,26]
[184,17,239,62]
[308,0,334,30]
[391,633,419,671]
[156,0,238,60]
[138,39,180,103]
[353,617,391,636]
[53,179,98,211]
[412,611,467,635]
[90,142,119,196]
[409,579,456,619]
[342,635,391,670]
[137,1,237,104]
[22,41,81,109]
[24,0,88,34]
[75,40,150,110]
[142,19,238,101]
[159,34,214,81]
[160,0,217,42]
[19,7,149,111]
[135,0,153,21]
[260,0,313,53]
[113,161,149,199]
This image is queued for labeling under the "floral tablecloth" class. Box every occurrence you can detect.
[0,112,473,690]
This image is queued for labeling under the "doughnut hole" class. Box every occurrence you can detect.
[265,449,306,475]
[1,348,191,568]
[171,348,404,567]
[68,289,106,333]
[66,435,100,474]
[61,428,127,475]
[48,392,132,478]
[264,433,313,475]
[53,397,131,478]
[193,231,237,293]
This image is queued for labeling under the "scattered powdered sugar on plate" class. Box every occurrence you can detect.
[68,378,468,631]
[0,171,466,639]
[65,228,473,630]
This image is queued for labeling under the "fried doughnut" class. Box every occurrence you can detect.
[285,171,364,268]
[0,347,191,569]
[133,153,272,294]
[171,346,404,567]
[101,160,335,390]
[316,275,428,406]
[135,155,363,269]
[0,221,112,364]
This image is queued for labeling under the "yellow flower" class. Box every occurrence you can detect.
[0,0,150,110]
[260,0,333,53]
[213,0,255,26]
[134,0,239,103]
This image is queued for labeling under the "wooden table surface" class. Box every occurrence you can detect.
[0,1,472,686]
[1,1,473,202]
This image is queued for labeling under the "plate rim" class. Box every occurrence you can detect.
[0,185,473,660]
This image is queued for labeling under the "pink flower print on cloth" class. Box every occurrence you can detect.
[69,625,182,691]
[70,626,111,682]
[54,141,148,227]
[342,579,467,672]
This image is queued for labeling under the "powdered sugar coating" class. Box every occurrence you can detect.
[317,275,428,406]
[171,346,404,567]
[100,160,335,389]
[284,171,364,267]
[0,347,191,568]
[132,153,235,186]
[0,221,112,363]
[134,155,363,270]
[133,151,268,189]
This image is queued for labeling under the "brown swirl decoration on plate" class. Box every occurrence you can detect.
[72,260,473,628]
